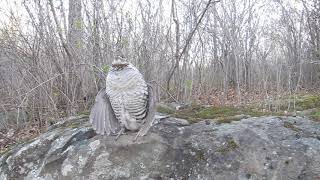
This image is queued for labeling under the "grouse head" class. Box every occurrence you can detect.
[112,55,129,70]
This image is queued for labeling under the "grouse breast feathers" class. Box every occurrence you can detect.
[106,64,148,122]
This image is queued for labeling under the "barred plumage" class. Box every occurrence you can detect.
[89,62,156,141]
[106,64,148,122]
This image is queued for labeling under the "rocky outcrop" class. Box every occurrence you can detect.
[1,115,320,180]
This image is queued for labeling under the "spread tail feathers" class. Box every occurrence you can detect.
[89,88,120,135]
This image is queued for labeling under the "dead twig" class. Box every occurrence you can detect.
[149,80,179,103]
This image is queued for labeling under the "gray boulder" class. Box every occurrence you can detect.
[1,116,320,180]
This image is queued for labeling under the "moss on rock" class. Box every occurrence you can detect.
[217,138,239,154]
[158,104,275,124]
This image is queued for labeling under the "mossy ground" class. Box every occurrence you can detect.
[157,104,280,124]
[294,95,320,110]
[158,94,320,124]
[267,94,320,111]
[268,94,320,121]
[310,109,320,121]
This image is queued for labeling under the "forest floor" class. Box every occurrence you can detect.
[1,93,320,155]
[157,93,320,124]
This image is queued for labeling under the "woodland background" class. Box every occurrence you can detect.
[0,0,319,138]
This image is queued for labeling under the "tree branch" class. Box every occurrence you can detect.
[167,0,221,92]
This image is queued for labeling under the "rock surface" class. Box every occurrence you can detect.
[1,115,320,180]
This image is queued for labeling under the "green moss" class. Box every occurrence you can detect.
[195,106,268,122]
[158,103,276,124]
[283,121,301,132]
[217,138,239,154]
[196,106,236,119]
[157,105,175,115]
[196,150,205,161]
[47,116,89,131]
[215,115,244,124]
[0,147,11,156]
[271,94,320,111]
[102,64,110,74]
[158,104,203,121]
[310,109,320,121]
[295,95,320,110]
[64,119,86,129]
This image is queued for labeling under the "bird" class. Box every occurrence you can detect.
[89,59,156,141]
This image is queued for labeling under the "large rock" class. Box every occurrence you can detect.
[1,115,320,180]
